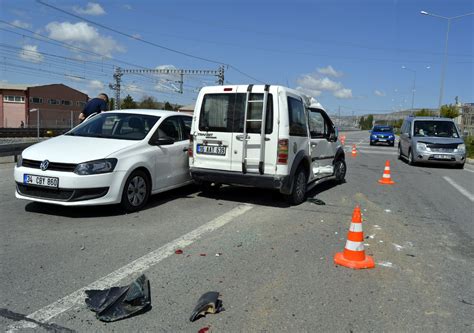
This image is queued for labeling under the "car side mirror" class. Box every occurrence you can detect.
[155,138,175,146]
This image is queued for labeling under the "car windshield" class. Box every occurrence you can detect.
[373,126,393,132]
[66,113,160,140]
[413,120,459,138]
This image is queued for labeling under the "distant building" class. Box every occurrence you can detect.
[461,103,474,136]
[0,83,88,128]
[177,104,195,114]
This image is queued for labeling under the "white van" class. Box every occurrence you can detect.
[188,84,346,204]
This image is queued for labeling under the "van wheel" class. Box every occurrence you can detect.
[333,159,346,184]
[397,144,403,160]
[121,170,150,212]
[286,167,307,205]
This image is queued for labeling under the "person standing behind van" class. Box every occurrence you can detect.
[78,93,109,122]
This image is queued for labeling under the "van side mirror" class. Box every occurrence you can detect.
[329,128,338,142]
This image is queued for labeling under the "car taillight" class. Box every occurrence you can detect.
[277,139,288,164]
[188,134,193,157]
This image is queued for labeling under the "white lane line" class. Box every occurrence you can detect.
[464,168,474,173]
[443,176,474,202]
[7,204,253,331]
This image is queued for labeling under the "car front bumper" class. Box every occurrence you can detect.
[14,166,126,206]
[412,151,466,164]
[371,138,394,145]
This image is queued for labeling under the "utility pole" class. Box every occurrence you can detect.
[109,67,123,110]
[338,106,341,126]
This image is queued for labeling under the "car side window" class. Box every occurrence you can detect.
[288,97,308,137]
[159,117,181,141]
[180,116,192,139]
[308,110,326,139]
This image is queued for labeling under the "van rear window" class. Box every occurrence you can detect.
[199,93,273,134]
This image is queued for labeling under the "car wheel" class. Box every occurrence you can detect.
[398,144,403,160]
[369,141,374,146]
[408,149,416,166]
[333,158,346,184]
[390,142,395,147]
[121,169,150,212]
[286,166,307,205]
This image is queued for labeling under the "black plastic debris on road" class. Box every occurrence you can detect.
[85,274,151,322]
[189,291,223,322]
[307,197,326,205]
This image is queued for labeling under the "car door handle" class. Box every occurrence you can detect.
[236,134,249,141]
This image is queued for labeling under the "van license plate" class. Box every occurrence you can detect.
[196,144,226,156]
[434,154,451,159]
[23,174,59,188]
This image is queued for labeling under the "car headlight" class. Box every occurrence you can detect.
[371,134,377,138]
[16,154,23,167]
[388,135,394,139]
[455,144,466,153]
[416,142,427,151]
[74,158,117,175]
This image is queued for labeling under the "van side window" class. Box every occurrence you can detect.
[308,110,326,138]
[288,97,307,137]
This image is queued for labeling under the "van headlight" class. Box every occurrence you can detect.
[74,158,117,175]
[416,142,427,151]
[454,144,466,153]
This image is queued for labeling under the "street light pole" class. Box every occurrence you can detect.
[420,10,474,116]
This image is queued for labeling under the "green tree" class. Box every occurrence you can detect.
[440,104,460,119]
[414,108,434,117]
[359,116,365,129]
[139,96,159,109]
[121,94,137,109]
[164,101,173,110]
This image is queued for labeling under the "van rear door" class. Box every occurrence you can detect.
[192,88,237,171]
[230,85,277,174]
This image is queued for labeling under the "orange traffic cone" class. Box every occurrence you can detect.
[334,206,375,269]
[351,145,357,157]
[378,160,395,185]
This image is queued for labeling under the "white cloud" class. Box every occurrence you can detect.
[45,21,124,57]
[334,88,353,99]
[19,45,44,63]
[295,86,322,97]
[11,20,31,29]
[317,65,343,78]
[88,80,104,90]
[131,33,141,39]
[123,4,132,10]
[374,90,386,97]
[73,2,106,16]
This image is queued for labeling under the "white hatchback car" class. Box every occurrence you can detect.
[14,110,193,212]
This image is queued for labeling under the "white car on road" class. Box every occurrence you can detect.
[14,110,193,212]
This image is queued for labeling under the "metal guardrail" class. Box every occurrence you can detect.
[0,128,68,138]
[0,142,38,159]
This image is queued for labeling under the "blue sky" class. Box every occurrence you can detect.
[0,0,472,116]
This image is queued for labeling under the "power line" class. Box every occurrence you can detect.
[35,0,265,83]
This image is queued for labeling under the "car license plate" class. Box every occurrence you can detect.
[23,174,59,188]
[378,139,386,142]
[434,154,451,159]
[196,144,226,156]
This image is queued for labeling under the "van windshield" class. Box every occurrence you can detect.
[413,120,459,138]
[199,93,273,134]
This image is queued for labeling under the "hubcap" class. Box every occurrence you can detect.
[295,172,306,200]
[127,176,146,207]
[336,161,345,179]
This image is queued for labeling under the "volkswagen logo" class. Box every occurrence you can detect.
[40,160,50,171]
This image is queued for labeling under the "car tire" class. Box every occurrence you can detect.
[369,141,374,146]
[286,166,307,205]
[390,142,395,147]
[333,158,346,184]
[408,149,416,166]
[398,144,403,160]
[121,169,150,212]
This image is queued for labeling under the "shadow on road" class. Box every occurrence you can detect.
[24,184,200,218]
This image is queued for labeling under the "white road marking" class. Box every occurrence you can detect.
[358,150,398,155]
[464,167,474,173]
[443,176,474,202]
[7,204,254,331]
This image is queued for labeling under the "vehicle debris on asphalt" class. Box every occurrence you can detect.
[189,291,223,322]
[306,197,326,205]
[84,274,151,322]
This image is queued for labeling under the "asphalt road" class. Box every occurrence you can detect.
[1,131,473,332]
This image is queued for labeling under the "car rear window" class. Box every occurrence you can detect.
[199,93,273,134]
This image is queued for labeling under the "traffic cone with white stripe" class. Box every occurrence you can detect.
[378,160,395,185]
[351,144,357,157]
[334,206,375,269]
